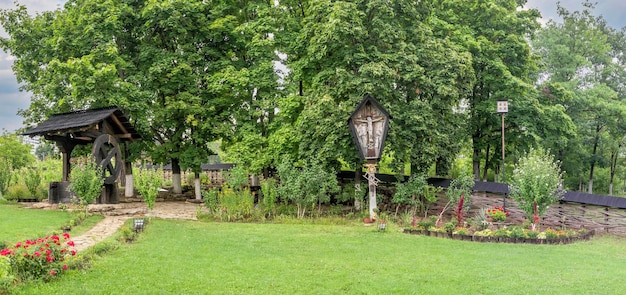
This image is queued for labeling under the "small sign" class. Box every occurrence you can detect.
[497,100,508,113]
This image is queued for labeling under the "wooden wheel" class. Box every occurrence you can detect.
[92,134,123,185]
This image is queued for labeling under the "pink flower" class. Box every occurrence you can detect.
[67,241,75,247]
[46,256,54,262]
[63,264,68,270]
[70,250,76,256]
[62,233,70,240]
[0,248,12,256]
[49,270,57,276]
[34,251,41,257]
[15,242,22,248]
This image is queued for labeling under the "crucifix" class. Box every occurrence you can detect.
[348,95,390,221]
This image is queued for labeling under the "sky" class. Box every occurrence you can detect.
[0,0,625,133]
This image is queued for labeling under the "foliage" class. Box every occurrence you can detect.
[68,157,103,209]
[4,184,29,201]
[393,174,440,218]
[215,187,254,222]
[445,174,475,225]
[509,148,564,228]
[276,157,339,218]
[486,206,510,222]
[0,133,34,171]
[260,178,278,218]
[0,158,12,197]
[202,188,219,214]
[134,168,164,211]
[0,233,75,283]
[23,166,42,201]
[223,165,249,192]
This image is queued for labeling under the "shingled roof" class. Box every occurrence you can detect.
[23,107,141,142]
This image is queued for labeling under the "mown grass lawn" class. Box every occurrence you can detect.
[0,204,73,242]
[0,204,102,244]
[15,219,626,294]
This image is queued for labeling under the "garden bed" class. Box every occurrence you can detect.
[403,228,595,245]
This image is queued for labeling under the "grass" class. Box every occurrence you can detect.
[0,204,103,244]
[13,219,626,294]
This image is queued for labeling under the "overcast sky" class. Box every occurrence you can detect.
[0,0,625,133]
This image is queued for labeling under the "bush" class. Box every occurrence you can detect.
[68,157,104,208]
[509,148,564,230]
[0,158,12,197]
[5,184,30,201]
[23,167,42,201]
[135,168,164,210]
[202,188,220,213]
[260,178,278,218]
[1,233,76,283]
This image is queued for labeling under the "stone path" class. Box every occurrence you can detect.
[29,201,203,252]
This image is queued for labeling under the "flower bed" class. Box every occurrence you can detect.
[403,227,595,245]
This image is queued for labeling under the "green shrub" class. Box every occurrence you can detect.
[527,230,540,239]
[135,168,164,211]
[5,184,30,201]
[260,178,278,218]
[509,226,527,239]
[218,187,254,222]
[68,157,104,209]
[23,167,42,201]
[202,188,220,213]
[0,158,12,197]
[509,148,564,230]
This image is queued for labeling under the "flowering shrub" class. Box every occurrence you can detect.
[486,206,510,222]
[0,233,76,282]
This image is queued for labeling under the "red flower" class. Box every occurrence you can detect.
[46,256,54,262]
[67,241,75,247]
[34,251,41,257]
[70,250,76,256]
[63,264,68,270]
[1,248,12,256]
[49,270,57,276]
[46,249,52,256]
[15,242,22,248]
[63,233,70,240]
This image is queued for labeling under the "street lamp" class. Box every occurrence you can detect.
[497,100,508,210]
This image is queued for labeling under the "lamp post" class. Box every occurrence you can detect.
[348,94,390,220]
[497,100,508,210]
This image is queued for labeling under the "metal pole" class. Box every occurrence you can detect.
[502,112,506,211]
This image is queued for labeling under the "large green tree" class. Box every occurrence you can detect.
[533,1,626,193]
[0,0,268,195]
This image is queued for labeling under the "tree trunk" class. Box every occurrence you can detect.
[588,126,601,194]
[172,158,182,194]
[125,161,134,197]
[472,147,481,181]
[482,144,490,182]
[194,172,201,200]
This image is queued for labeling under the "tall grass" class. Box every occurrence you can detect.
[15,220,626,294]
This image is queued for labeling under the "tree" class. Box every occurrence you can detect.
[392,174,440,220]
[0,133,34,171]
[432,0,541,180]
[509,148,564,230]
[0,1,268,196]
[532,1,626,193]
[278,0,474,178]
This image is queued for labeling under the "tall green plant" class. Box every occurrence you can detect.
[260,178,278,218]
[135,168,164,211]
[0,158,11,197]
[276,158,339,218]
[23,166,42,200]
[438,174,474,226]
[509,148,564,230]
[393,174,440,219]
[68,157,104,210]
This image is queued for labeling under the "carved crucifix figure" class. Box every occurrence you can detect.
[354,103,384,158]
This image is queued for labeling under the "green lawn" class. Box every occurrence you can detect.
[15,219,626,294]
[0,204,72,242]
[0,204,103,244]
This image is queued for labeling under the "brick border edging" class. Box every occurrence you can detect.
[403,229,596,245]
